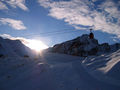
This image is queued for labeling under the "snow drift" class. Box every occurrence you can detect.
[82,49,120,86]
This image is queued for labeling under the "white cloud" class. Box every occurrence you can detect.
[99,0,120,19]
[0,18,26,30]
[6,0,28,11]
[38,0,120,37]
[0,1,8,10]
[0,0,28,11]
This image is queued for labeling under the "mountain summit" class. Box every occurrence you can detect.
[50,34,120,57]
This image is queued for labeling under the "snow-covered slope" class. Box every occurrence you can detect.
[0,51,120,90]
[0,35,120,90]
[0,37,36,57]
[82,49,120,86]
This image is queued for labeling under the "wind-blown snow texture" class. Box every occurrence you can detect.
[0,36,120,90]
[82,49,120,86]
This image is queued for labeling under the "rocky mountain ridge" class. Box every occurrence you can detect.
[49,34,120,57]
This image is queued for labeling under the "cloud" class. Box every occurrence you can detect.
[0,1,8,10]
[0,0,28,11]
[38,0,120,37]
[0,18,26,30]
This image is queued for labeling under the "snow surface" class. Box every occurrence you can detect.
[0,37,36,57]
[0,36,120,90]
[0,51,120,90]
[82,49,120,86]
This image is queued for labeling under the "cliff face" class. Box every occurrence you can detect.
[50,34,120,57]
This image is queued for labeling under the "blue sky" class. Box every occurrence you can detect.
[0,0,120,47]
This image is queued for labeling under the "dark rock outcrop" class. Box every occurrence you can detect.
[98,43,111,52]
[50,34,120,57]
[51,34,99,56]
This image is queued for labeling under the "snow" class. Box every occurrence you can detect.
[51,34,99,56]
[50,34,120,57]
[0,36,120,90]
[0,51,120,90]
[82,49,120,86]
[0,37,36,57]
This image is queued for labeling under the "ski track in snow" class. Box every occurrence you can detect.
[0,52,120,90]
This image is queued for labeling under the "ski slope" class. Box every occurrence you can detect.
[0,51,120,90]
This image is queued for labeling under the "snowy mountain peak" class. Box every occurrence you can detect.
[50,34,120,57]
[72,34,98,45]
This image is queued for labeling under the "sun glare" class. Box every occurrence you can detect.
[25,39,48,52]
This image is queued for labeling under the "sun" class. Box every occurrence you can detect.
[25,39,48,52]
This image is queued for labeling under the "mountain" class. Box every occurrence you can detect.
[0,35,120,90]
[0,37,36,57]
[0,50,120,90]
[49,34,120,57]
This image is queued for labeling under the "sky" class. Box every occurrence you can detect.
[0,0,120,47]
